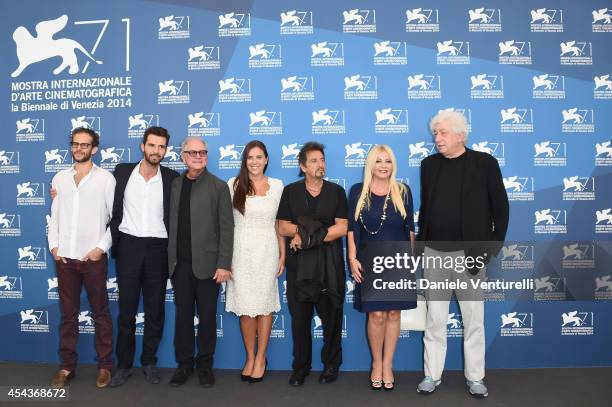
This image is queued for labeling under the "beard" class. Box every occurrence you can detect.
[72,150,92,163]
[144,152,162,166]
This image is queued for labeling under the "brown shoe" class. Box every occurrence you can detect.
[51,369,74,388]
[96,368,111,388]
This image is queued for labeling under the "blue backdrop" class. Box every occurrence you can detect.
[1,0,611,371]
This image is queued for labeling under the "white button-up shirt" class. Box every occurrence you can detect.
[48,164,115,260]
[118,161,167,238]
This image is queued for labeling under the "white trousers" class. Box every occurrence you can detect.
[422,247,485,382]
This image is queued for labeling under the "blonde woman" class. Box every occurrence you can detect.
[347,144,416,391]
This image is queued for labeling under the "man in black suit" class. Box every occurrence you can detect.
[166,136,233,388]
[109,127,179,387]
[416,110,508,398]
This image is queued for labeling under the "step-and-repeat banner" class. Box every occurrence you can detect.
[1,0,611,370]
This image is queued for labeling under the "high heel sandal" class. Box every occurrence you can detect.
[383,380,395,391]
[370,378,383,390]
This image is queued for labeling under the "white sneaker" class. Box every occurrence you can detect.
[417,376,441,394]
[467,379,488,398]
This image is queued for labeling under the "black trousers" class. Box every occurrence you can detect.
[286,273,343,372]
[115,233,169,368]
[172,261,219,369]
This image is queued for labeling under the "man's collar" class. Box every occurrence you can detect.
[185,167,208,182]
[136,160,162,179]
[69,162,98,173]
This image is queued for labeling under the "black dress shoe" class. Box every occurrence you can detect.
[319,366,339,384]
[198,368,215,388]
[109,368,132,388]
[249,360,268,383]
[240,373,251,382]
[169,367,193,387]
[289,369,309,386]
[142,365,161,384]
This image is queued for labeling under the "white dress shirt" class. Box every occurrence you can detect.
[118,161,167,238]
[48,164,115,260]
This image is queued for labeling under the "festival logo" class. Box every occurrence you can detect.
[498,40,532,65]
[468,7,502,32]
[561,311,594,336]
[407,74,441,99]
[405,8,439,32]
[157,80,190,104]
[280,10,313,35]
[470,74,504,99]
[342,9,376,33]
[500,108,533,132]
[15,118,44,142]
[248,111,283,136]
[532,74,565,99]
[20,309,49,332]
[218,12,251,37]
[248,43,282,68]
[374,108,409,134]
[373,41,407,65]
[218,77,252,103]
[534,209,567,234]
[188,112,221,137]
[436,40,470,64]
[560,41,593,65]
[533,142,567,167]
[158,15,190,39]
[500,312,533,336]
[187,45,220,70]
[280,76,315,101]
[530,8,564,32]
[311,109,345,134]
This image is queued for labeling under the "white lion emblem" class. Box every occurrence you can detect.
[11,15,102,77]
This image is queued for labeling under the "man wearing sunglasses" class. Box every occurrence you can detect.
[48,127,116,388]
[166,136,234,388]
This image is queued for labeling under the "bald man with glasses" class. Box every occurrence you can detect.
[166,136,234,388]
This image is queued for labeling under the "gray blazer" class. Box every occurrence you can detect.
[168,168,234,279]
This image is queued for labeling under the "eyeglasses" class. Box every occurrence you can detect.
[69,142,92,149]
[183,150,208,158]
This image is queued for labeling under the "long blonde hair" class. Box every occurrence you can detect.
[354,145,407,221]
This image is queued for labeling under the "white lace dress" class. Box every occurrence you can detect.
[225,177,283,317]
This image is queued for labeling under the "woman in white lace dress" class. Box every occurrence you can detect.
[226,140,285,383]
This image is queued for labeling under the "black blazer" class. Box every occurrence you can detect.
[109,162,179,255]
[417,148,509,263]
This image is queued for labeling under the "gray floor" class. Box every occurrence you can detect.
[0,362,610,406]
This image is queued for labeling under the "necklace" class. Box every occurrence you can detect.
[359,191,390,235]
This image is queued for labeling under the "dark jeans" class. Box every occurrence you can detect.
[286,272,343,372]
[56,255,113,371]
[172,261,220,369]
[115,233,169,368]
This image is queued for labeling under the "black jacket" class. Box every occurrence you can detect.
[167,169,234,279]
[417,148,509,266]
[294,216,344,308]
[109,162,179,256]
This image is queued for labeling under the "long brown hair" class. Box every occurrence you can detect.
[232,140,269,215]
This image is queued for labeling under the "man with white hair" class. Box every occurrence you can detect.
[166,136,233,388]
[416,110,509,398]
